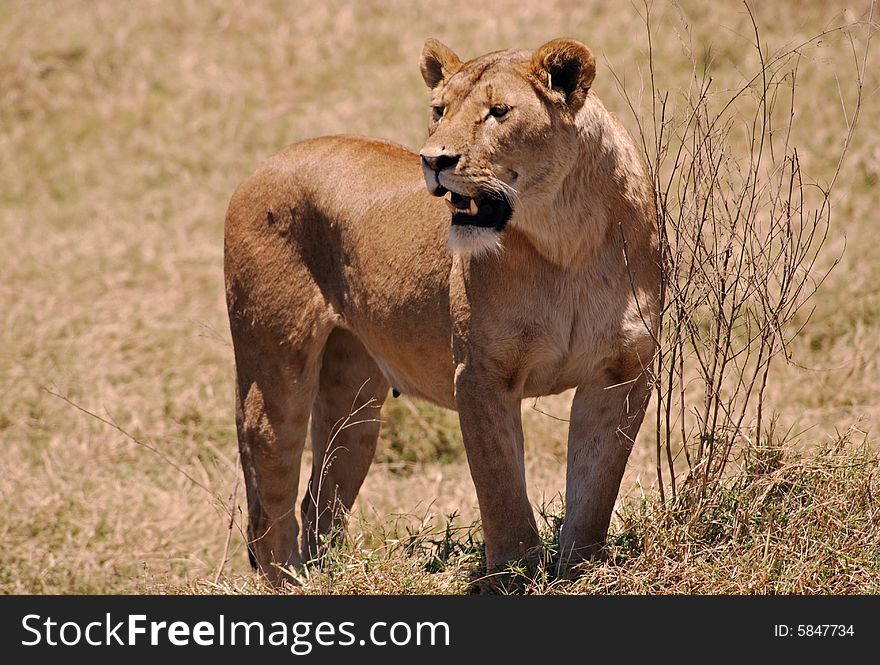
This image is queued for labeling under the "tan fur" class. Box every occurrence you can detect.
[224,38,660,586]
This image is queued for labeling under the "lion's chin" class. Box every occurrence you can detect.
[447,225,503,258]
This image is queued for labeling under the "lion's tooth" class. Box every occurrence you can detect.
[469,199,478,215]
[444,198,456,213]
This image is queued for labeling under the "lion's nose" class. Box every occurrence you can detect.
[420,151,460,172]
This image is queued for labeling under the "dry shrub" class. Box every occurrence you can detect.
[614,3,876,512]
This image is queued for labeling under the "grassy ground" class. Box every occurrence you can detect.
[1,0,878,594]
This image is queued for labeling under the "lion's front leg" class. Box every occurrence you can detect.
[454,366,541,574]
[559,371,651,574]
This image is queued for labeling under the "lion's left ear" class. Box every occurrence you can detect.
[531,39,595,112]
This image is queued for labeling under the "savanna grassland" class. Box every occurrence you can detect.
[1,0,878,594]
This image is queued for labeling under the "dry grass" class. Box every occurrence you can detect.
[1,0,878,594]
[182,431,880,595]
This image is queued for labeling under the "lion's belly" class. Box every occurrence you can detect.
[359,328,598,410]
[347,299,457,409]
[338,224,459,409]
[370,348,457,409]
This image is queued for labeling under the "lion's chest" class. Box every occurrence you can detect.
[517,305,620,398]
[466,279,626,399]
[444,245,636,398]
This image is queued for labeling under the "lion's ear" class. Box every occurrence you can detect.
[531,39,595,111]
[420,38,462,89]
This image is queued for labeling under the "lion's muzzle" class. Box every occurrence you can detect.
[419,150,458,197]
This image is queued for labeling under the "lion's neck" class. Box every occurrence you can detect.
[513,99,651,270]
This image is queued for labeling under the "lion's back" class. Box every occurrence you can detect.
[223,134,451,338]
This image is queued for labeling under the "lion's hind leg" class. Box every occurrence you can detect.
[232,320,329,587]
[301,328,389,563]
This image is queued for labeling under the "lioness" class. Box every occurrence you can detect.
[224,38,659,586]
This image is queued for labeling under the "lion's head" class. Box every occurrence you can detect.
[418,38,596,257]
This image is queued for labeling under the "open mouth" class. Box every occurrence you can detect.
[443,191,513,230]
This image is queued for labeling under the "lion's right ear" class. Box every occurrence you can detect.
[420,39,462,89]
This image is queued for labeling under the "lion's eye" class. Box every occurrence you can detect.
[489,104,510,119]
[432,105,445,121]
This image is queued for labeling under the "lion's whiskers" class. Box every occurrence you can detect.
[483,176,520,209]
